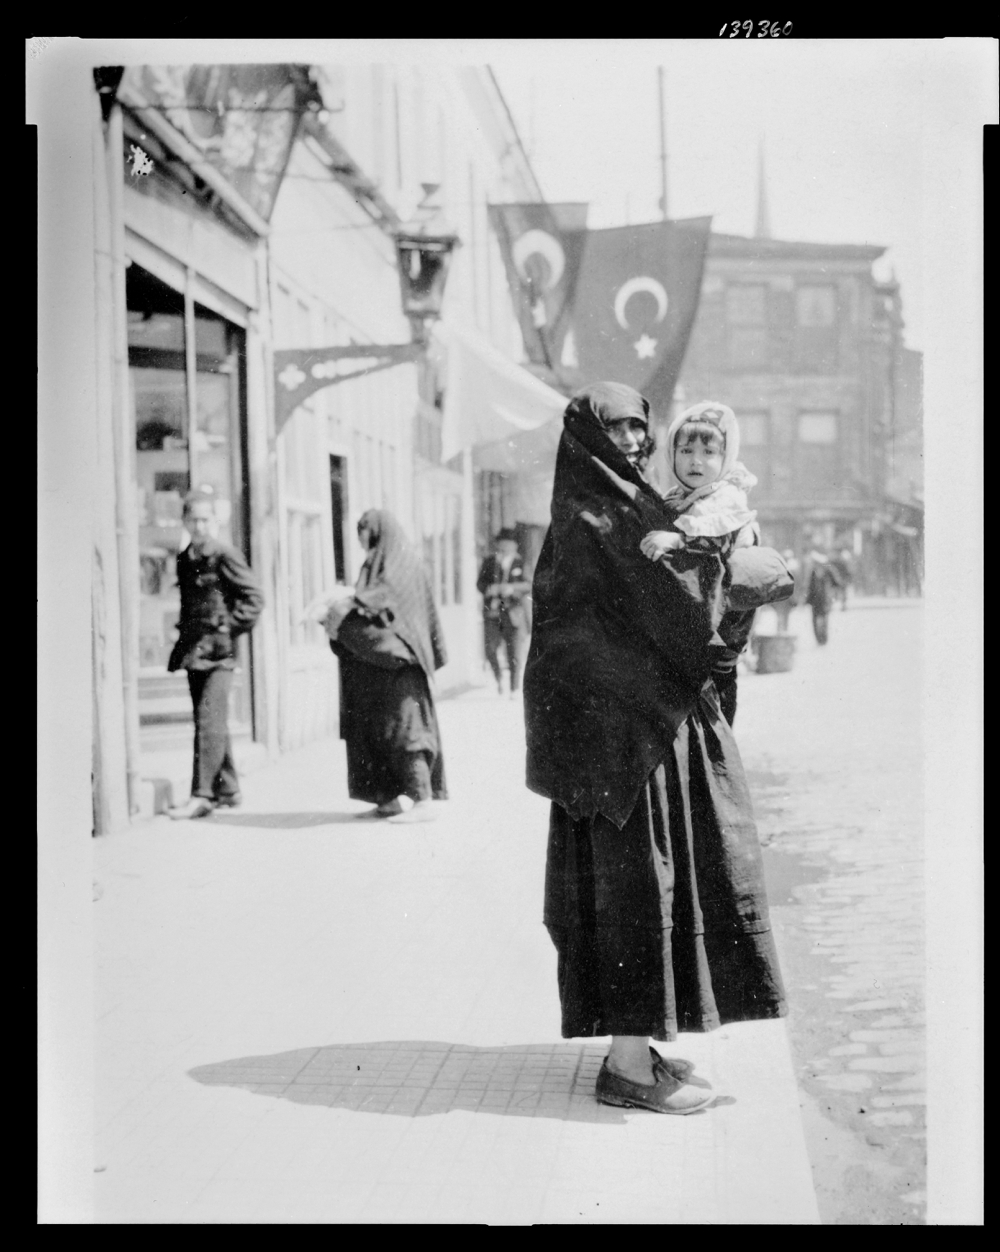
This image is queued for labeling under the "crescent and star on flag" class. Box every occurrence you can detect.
[614,275,669,359]
[512,229,565,329]
[511,228,669,359]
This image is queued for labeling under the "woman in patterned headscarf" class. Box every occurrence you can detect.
[324,509,448,824]
[524,382,791,1113]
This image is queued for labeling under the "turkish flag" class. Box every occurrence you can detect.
[564,217,712,413]
[488,203,588,376]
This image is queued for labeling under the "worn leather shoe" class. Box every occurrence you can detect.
[167,797,215,821]
[595,1059,714,1114]
[651,1048,714,1093]
[649,1047,698,1084]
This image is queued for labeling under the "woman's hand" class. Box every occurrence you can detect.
[301,584,354,625]
[640,530,684,561]
[321,593,358,641]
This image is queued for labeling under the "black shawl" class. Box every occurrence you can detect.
[524,383,783,829]
[338,508,447,678]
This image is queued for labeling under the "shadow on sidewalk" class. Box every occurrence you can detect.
[189,1040,720,1123]
[210,812,367,828]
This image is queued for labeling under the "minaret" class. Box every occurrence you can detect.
[755,139,772,239]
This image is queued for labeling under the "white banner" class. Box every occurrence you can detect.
[438,322,566,463]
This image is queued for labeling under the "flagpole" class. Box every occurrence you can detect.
[657,66,668,221]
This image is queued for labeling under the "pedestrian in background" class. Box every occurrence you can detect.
[804,548,844,645]
[774,548,800,633]
[166,490,264,820]
[831,547,853,609]
[524,383,789,1115]
[476,528,531,697]
[323,509,448,824]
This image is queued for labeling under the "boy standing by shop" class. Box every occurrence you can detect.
[166,490,264,819]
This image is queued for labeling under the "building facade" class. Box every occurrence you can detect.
[40,59,543,835]
[664,232,922,589]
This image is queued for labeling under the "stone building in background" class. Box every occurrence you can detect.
[666,232,922,593]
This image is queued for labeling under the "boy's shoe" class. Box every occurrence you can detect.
[167,797,215,820]
[214,793,242,809]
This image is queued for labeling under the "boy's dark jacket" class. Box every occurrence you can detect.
[168,539,264,672]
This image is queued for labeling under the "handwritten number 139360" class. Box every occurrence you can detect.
[720,20,793,36]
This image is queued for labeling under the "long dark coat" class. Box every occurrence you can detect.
[330,510,448,804]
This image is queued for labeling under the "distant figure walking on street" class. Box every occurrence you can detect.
[830,548,853,609]
[167,490,264,820]
[804,549,844,645]
[774,548,800,633]
[477,528,531,696]
[323,509,448,824]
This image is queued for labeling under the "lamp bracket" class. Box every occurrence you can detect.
[274,343,422,433]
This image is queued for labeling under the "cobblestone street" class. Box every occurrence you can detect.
[740,596,925,1224]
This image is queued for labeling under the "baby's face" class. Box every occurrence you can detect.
[674,432,724,490]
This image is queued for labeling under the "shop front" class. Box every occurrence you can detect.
[126,261,254,743]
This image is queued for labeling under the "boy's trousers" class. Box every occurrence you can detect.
[187,668,239,800]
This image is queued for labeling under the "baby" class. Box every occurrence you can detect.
[640,401,760,562]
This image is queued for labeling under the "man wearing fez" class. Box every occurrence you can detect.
[476,528,532,697]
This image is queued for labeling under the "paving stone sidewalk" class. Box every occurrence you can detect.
[93,687,819,1224]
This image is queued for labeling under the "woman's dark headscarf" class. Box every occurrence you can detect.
[354,508,447,677]
[523,383,730,828]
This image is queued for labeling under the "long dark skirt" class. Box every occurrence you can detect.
[339,656,447,804]
[543,688,786,1041]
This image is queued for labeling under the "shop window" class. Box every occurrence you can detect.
[127,263,251,734]
[286,510,325,648]
[795,284,838,372]
[420,487,463,608]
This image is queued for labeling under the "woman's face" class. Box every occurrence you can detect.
[357,523,372,551]
[604,417,647,465]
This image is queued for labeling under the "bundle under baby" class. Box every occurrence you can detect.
[640,401,760,562]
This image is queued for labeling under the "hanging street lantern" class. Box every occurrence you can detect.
[273,183,460,432]
[394,184,460,342]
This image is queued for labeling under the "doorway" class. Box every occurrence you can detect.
[329,455,349,584]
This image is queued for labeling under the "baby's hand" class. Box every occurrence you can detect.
[640,530,684,560]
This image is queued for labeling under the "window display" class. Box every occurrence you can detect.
[128,263,251,734]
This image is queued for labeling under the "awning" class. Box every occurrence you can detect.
[473,416,563,474]
[438,322,567,463]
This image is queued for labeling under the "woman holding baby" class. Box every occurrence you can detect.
[523,383,793,1114]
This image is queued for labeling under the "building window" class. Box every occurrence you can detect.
[738,411,771,493]
[419,486,462,608]
[726,284,768,370]
[795,284,838,372]
[797,411,840,494]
